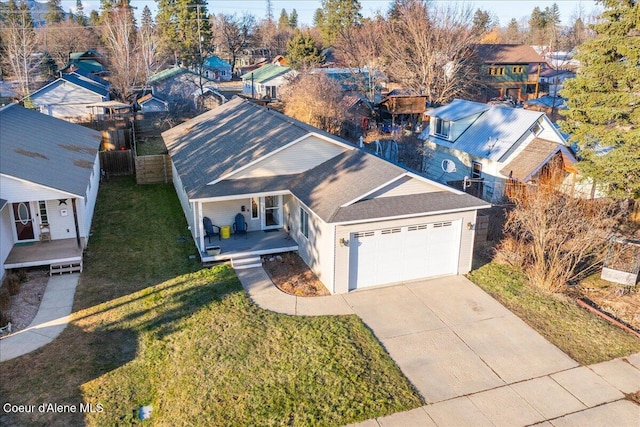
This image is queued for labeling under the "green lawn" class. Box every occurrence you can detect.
[0,178,421,426]
[136,137,167,156]
[468,262,640,365]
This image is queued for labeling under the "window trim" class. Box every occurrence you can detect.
[300,207,309,239]
[250,197,259,220]
[38,200,49,226]
[471,161,482,179]
[488,66,505,76]
[434,118,450,138]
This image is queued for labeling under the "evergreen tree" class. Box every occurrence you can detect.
[89,10,100,27]
[266,0,274,23]
[286,31,323,69]
[312,8,324,28]
[319,0,362,44]
[528,6,547,45]
[471,9,496,37]
[504,18,521,44]
[45,0,65,24]
[278,8,289,30]
[560,0,640,199]
[75,0,87,26]
[155,0,211,66]
[288,9,298,29]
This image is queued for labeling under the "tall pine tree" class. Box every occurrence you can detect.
[155,0,210,66]
[318,0,362,44]
[560,0,640,199]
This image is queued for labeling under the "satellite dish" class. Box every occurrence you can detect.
[441,159,456,173]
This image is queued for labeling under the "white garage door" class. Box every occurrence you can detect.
[348,220,462,290]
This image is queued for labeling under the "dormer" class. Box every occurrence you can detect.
[427,99,489,143]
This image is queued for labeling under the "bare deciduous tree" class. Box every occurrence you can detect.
[500,163,625,293]
[101,3,139,100]
[280,73,346,135]
[36,21,99,70]
[380,1,482,103]
[1,0,41,98]
[210,13,256,74]
[334,18,385,102]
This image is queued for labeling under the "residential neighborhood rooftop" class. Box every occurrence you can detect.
[473,44,545,64]
[0,104,102,196]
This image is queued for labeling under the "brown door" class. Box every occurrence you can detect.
[12,202,35,240]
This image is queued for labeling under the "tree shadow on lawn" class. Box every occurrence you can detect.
[0,268,238,427]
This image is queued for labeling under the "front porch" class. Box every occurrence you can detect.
[4,238,83,270]
[200,229,298,263]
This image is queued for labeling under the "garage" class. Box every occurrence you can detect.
[348,220,462,290]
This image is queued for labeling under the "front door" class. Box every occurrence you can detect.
[261,195,282,230]
[12,202,35,241]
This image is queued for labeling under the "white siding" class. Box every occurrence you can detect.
[231,135,348,179]
[0,206,14,279]
[202,199,260,233]
[30,81,105,121]
[76,154,100,243]
[172,162,196,238]
[333,210,478,294]
[46,199,78,240]
[284,196,336,293]
[367,175,442,199]
[0,174,77,202]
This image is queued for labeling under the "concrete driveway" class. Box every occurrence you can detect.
[343,275,579,403]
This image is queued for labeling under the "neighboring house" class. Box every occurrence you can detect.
[524,95,568,123]
[420,99,577,203]
[537,67,576,97]
[147,66,216,112]
[60,49,109,76]
[473,44,545,102]
[202,55,232,82]
[241,64,296,99]
[137,93,169,113]
[0,104,102,278]
[25,70,110,122]
[163,97,490,294]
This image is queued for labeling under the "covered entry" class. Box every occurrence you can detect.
[348,220,462,290]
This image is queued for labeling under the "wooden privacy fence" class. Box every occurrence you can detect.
[135,155,172,184]
[100,150,135,177]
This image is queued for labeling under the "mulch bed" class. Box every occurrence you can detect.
[262,252,330,297]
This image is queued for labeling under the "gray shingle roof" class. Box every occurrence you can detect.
[472,44,544,64]
[0,104,101,197]
[164,97,353,198]
[332,192,491,223]
[499,138,575,182]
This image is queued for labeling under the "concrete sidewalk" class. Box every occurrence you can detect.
[235,266,354,316]
[0,274,80,362]
[237,265,640,427]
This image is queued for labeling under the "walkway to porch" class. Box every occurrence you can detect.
[200,229,298,262]
[4,238,83,270]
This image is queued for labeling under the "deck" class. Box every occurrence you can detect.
[4,238,83,270]
[200,229,298,262]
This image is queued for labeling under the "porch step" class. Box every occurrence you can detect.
[50,261,83,276]
[231,256,262,270]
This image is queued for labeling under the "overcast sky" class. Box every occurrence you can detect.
[62,0,601,27]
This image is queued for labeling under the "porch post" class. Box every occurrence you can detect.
[71,198,82,249]
[197,201,205,252]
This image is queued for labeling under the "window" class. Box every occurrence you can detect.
[250,197,258,220]
[472,162,482,179]
[488,66,505,76]
[512,66,525,74]
[434,118,450,138]
[38,201,49,225]
[531,122,543,136]
[300,208,309,239]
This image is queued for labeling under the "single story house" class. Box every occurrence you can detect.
[420,99,577,202]
[163,97,490,294]
[25,70,110,122]
[241,64,296,99]
[203,55,233,82]
[0,104,102,278]
[137,93,169,113]
[147,66,217,113]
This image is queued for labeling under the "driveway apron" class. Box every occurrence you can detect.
[342,275,579,403]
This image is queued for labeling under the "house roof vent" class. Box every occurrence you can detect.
[441,159,456,173]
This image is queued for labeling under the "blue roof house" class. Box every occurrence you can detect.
[203,56,232,82]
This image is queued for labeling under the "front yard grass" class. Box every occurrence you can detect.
[0,178,421,426]
[468,262,640,365]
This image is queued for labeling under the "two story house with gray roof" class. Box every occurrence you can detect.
[420,99,577,202]
[163,97,490,294]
